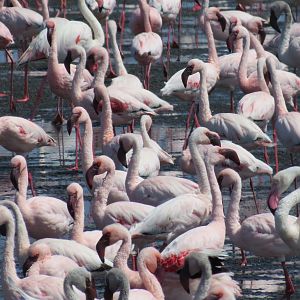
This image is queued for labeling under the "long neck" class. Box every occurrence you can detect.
[78,0,104,45]
[15,166,29,209]
[140,122,152,148]
[238,34,251,90]
[92,172,114,228]
[197,66,212,123]
[204,16,218,66]
[100,88,114,148]
[137,261,164,300]
[2,214,19,289]
[64,276,80,300]
[40,0,49,20]
[2,202,30,265]
[275,188,300,248]
[71,195,85,243]
[109,24,127,76]
[81,118,94,177]
[125,142,141,196]
[93,50,109,86]
[194,261,211,300]
[48,26,59,69]
[189,141,210,195]
[205,162,224,221]
[278,8,292,58]
[250,32,264,58]
[72,49,86,101]
[268,59,288,117]
[10,0,22,8]
[140,0,152,33]
[225,178,242,239]
[257,58,269,93]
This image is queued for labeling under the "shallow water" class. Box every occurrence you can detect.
[0,0,299,299]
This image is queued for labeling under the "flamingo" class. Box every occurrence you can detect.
[218,168,297,297]
[85,156,154,229]
[160,7,225,100]
[179,252,241,299]
[1,197,113,271]
[269,1,300,70]
[10,155,73,239]
[0,205,88,300]
[131,0,163,89]
[181,59,272,149]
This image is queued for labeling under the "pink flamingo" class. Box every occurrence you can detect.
[181,59,272,149]
[159,145,233,272]
[269,1,300,70]
[131,0,163,89]
[86,156,154,229]
[160,7,225,101]
[129,127,225,243]
[179,252,241,299]
[10,155,73,239]
[218,168,297,297]
[0,205,90,300]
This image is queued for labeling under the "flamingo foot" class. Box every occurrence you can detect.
[16,95,29,103]
[171,40,179,49]
[52,112,64,127]
[240,249,248,267]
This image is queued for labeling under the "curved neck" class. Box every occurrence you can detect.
[64,276,80,300]
[15,165,28,208]
[194,261,211,300]
[49,26,59,68]
[257,58,269,93]
[2,213,19,288]
[100,88,114,148]
[197,66,212,123]
[40,0,49,20]
[140,122,151,148]
[82,118,94,177]
[2,202,30,265]
[72,49,86,101]
[204,15,218,66]
[238,34,251,90]
[267,59,288,117]
[275,188,300,247]
[140,0,152,33]
[225,178,242,239]
[125,141,141,196]
[189,141,210,195]
[78,0,104,45]
[93,50,109,86]
[137,260,164,300]
[250,32,265,58]
[278,8,292,59]
[109,24,127,76]
[205,162,224,221]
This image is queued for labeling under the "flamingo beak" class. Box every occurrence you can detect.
[267,189,279,214]
[85,277,97,300]
[217,174,224,188]
[64,51,73,74]
[258,27,266,45]
[181,65,194,88]
[270,10,281,33]
[67,113,80,135]
[46,27,53,47]
[0,224,7,236]
[23,255,39,277]
[206,132,221,146]
[67,193,77,220]
[10,167,19,191]
[219,149,240,165]
[104,286,114,300]
[85,163,100,190]
[117,140,128,168]
[216,12,227,32]
[179,267,190,294]
[96,233,111,263]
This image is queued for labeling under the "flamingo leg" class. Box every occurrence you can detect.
[273,125,279,173]
[281,261,295,297]
[183,101,195,150]
[176,0,182,61]
[230,90,235,112]
[290,153,299,216]
[30,75,47,121]
[166,23,171,79]
[118,0,126,56]
[5,49,15,112]
[28,171,36,197]
[249,178,260,214]
[263,146,269,165]
[52,97,64,126]
[16,63,29,103]
[240,249,247,267]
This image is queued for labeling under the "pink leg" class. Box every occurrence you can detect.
[230,91,234,112]
[166,24,171,79]
[273,123,279,173]
[52,97,64,126]
[146,63,152,90]
[249,178,260,214]
[177,0,182,61]
[183,102,195,150]
[68,125,81,171]
[118,0,126,57]
[131,251,137,271]
[5,49,15,112]
[281,261,295,297]
[240,249,247,266]
[30,75,47,121]
[106,18,117,78]
[16,63,29,103]
[28,171,36,197]
[263,146,269,165]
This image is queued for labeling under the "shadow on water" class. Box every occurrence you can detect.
[0,0,299,299]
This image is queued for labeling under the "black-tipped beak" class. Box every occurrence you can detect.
[99,5,103,13]
[235,3,246,11]
[194,0,201,5]
[85,277,97,300]
[67,113,80,135]
[179,268,190,294]
[85,163,100,190]
[267,191,278,215]
[64,51,72,74]
[219,149,240,165]
[216,12,227,32]
[96,233,111,263]
[206,132,221,146]
[23,255,39,277]
[217,174,224,188]
[270,10,281,33]
[10,168,19,191]
[181,65,194,88]
[117,140,128,168]
[258,27,266,45]
[93,97,100,115]
[46,27,53,47]
[67,194,76,220]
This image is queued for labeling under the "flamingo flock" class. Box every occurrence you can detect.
[1,0,300,299]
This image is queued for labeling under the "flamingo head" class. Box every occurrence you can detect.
[138,247,161,274]
[181,59,205,88]
[217,168,240,191]
[189,127,221,147]
[10,155,28,191]
[104,269,130,299]
[269,1,290,33]
[67,183,83,220]
[117,134,139,168]
[247,18,266,44]
[64,45,84,74]
[67,107,89,135]
[96,224,129,263]
[205,7,226,32]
